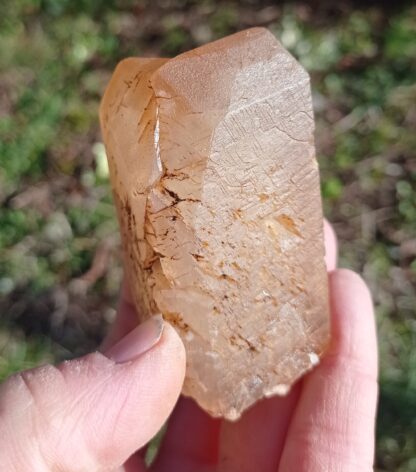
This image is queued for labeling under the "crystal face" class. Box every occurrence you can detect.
[100,28,330,420]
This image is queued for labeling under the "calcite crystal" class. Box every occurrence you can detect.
[100,28,330,420]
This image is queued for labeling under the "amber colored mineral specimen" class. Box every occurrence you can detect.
[100,27,330,420]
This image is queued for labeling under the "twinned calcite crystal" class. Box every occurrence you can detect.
[100,28,330,420]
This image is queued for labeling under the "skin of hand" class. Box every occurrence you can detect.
[0,221,378,472]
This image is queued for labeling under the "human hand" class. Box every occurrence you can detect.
[0,284,186,470]
[0,221,378,471]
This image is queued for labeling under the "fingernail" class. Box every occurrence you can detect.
[106,315,164,363]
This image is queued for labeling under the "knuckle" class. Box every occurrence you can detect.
[0,368,59,471]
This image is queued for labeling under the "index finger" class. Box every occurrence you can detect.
[100,279,140,351]
[279,269,378,471]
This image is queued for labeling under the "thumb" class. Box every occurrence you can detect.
[0,316,186,471]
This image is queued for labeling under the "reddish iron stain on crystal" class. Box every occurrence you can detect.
[100,28,330,420]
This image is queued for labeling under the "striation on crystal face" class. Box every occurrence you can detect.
[100,27,330,421]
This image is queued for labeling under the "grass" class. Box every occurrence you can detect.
[0,1,415,469]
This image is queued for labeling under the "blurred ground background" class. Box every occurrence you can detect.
[0,0,415,469]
